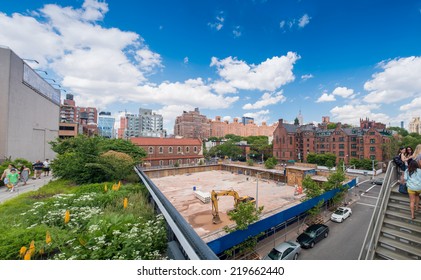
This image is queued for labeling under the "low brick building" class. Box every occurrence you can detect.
[130,137,204,167]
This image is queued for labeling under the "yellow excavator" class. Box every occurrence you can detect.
[211,190,255,224]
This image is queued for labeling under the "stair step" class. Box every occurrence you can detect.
[378,236,421,259]
[375,246,409,260]
[383,217,421,235]
[385,210,421,225]
[381,227,421,245]
[388,202,411,212]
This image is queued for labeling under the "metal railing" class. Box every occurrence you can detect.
[134,166,218,260]
[358,161,398,259]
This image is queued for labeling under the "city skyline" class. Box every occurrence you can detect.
[1,0,421,133]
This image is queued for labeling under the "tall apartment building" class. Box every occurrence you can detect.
[0,46,59,161]
[409,117,421,134]
[273,118,392,164]
[60,94,77,123]
[98,112,115,138]
[139,108,164,137]
[174,108,211,139]
[125,114,140,138]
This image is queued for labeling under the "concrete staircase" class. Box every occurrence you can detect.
[374,185,421,260]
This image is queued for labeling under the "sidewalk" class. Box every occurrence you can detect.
[0,174,53,204]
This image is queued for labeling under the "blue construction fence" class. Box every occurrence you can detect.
[207,178,357,255]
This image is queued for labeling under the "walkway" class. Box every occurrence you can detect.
[0,174,53,204]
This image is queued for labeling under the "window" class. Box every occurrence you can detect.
[148,147,154,154]
[370,147,375,152]
[351,144,357,149]
[177,146,182,153]
[351,137,356,142]
[369,132,375,135]
[168,147,173,153]
[339,137,344,142]
[339,151,344,156]
[339,144,344,149]
[351,151,357,156]
[159,160,163,166]
[178,159,182,164]
[370,139,375,144]
[186,146,190,153]
[194,146,198,153]
[333,144,336,149]
[332,137,335,142]
[290,137,292,145]
[159,146,163,154]
[370,155,376,160]
[169,160,173,165]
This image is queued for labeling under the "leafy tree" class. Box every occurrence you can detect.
[208,140,243,160]
[50,136,146,184]
[302,175,323,201]
[224,134,243,142]
[327,123,337,129]
[294,117,300,125]
[323,169,345,191]
[264,157,278,169]
[226,202,263,231]
[306,152,336,166]
[389,126,409,137]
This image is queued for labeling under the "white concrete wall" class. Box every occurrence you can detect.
[0,47,59,162]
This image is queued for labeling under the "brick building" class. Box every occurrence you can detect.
[273,118,392,164]
[130,137,203,167]
[174,108,211,139]
[174,108,277,139]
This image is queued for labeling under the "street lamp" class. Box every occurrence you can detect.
[256,172,264,211]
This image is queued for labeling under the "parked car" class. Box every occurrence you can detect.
[296,224,329,249]
[372,177,384,185]
[330,207,352,223]
[263,241,301,260]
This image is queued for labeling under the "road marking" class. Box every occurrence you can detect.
[358,179,371,185]
[356,202,376,207]
[361,194,379,199]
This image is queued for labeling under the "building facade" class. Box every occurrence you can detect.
[409,117,421,134]
[174,108,211,139]
[139,108,164,137]
[209,116,277,138]
[273,118,392,164]
[0,46,59,161]
[130,137,203,167]
[98,112,115,138]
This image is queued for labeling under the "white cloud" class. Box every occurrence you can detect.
[208,12,224,31]
[332,86,354,98]
[363,56,421,104]
[298,14,311,28]
[183,56,189,64]
[210,52,299,91]
[233,26,242,38]
[330,104,390,126]
[211,80,238,94]
[243,110,270,124]
[316,92,336,103]
[279,20,286,29]
[301,74,313,81]
[280,14,311,30]
[242,91,286,109]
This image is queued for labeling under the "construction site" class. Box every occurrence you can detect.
[150,164,312,243]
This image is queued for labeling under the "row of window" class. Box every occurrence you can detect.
[148,146,199,154]
[155,158,202,166]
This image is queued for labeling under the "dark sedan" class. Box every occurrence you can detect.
[296,224,329,249]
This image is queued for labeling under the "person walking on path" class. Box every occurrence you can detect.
[33,160,43,179]
[43,159,50,177]
[1,164,13,188]
[7,168,20,192]
[404,160,421,220]
[20,165,31,186]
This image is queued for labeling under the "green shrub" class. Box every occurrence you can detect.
[264,157,278,169]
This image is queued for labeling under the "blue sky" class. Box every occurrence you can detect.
[1,0,421,133]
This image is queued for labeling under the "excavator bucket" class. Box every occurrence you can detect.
[212,215,222,224]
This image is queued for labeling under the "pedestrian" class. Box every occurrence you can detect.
[7,168,20,192]
[1,164,13,189]
[20,165,31,186]
[33,160,43,179]
[403,160,421,220]
[43,159,50,177]
[406,146,414,166]
[411,144,421,166]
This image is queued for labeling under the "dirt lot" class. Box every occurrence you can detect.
[152,170,304,242]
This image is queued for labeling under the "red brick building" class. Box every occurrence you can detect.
[174,108,211,139]
[273,118,392,164]
[130,137,204,167]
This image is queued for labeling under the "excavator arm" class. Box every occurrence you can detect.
[211,190,255,224]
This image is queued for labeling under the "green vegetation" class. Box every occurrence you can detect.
[50,136,146,184]
[306,152,336,166]
[264,157,278,169]
[349,158,378,170]
[0,179,166,260]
